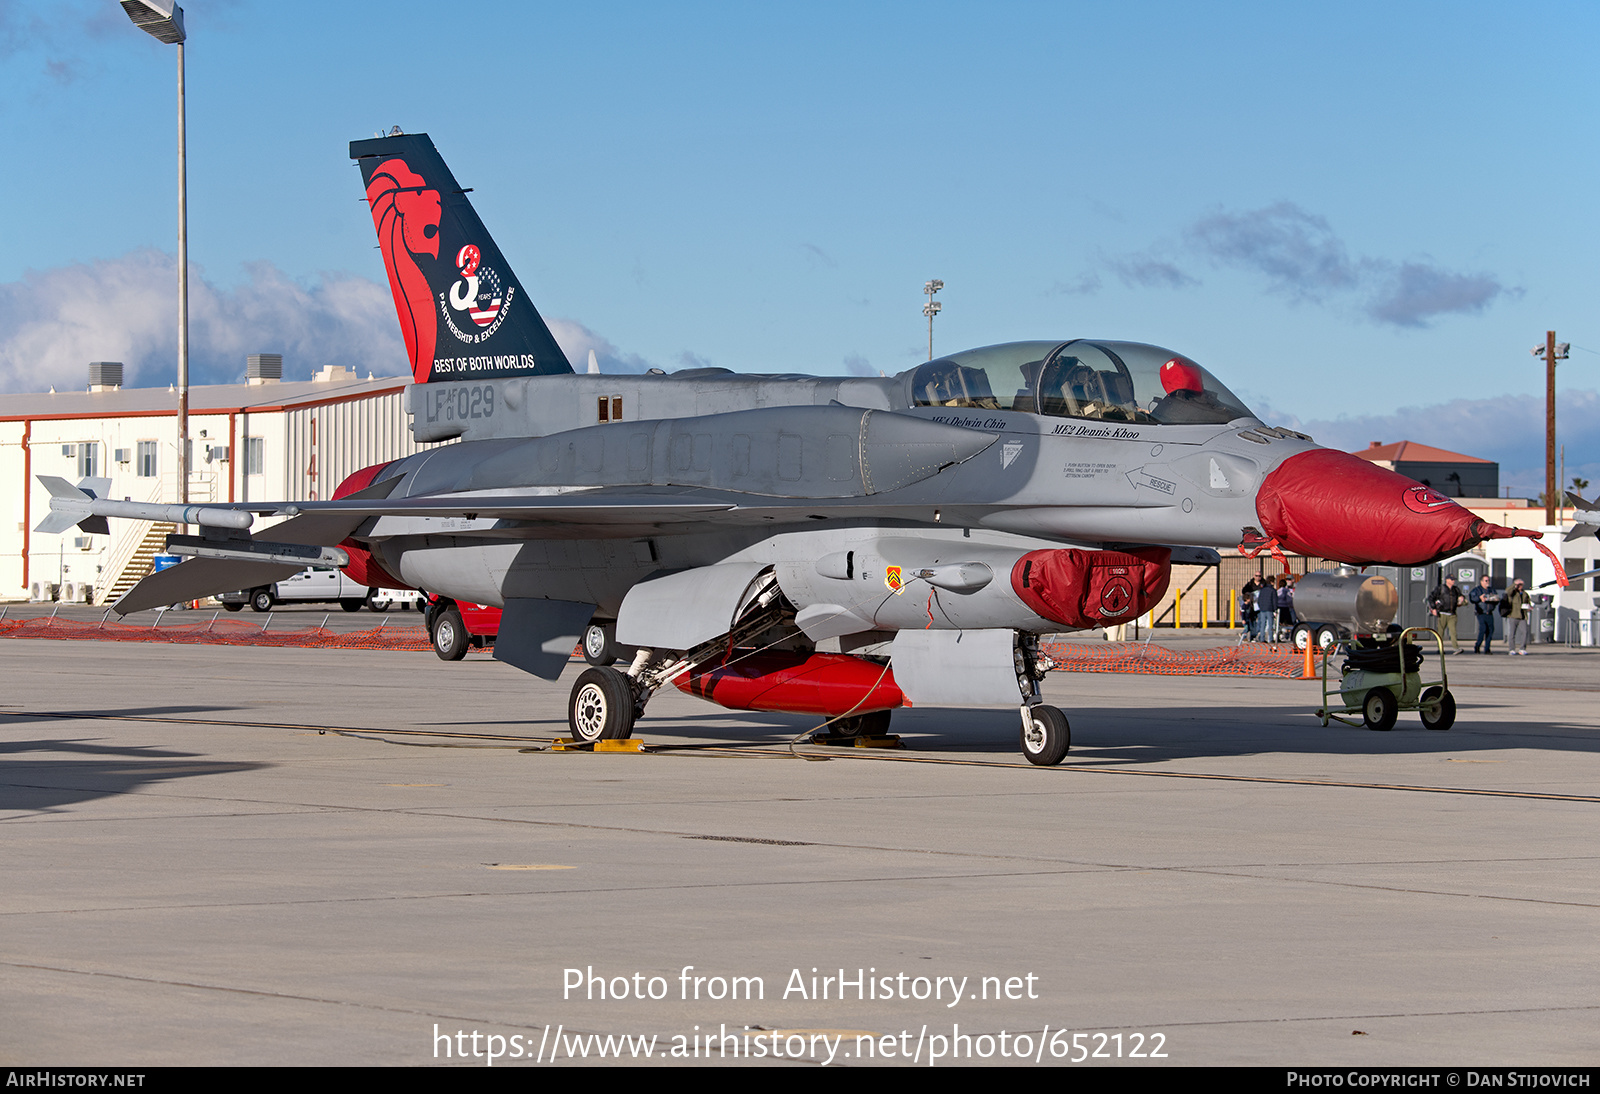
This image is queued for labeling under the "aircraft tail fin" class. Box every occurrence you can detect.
[349,131,573,385]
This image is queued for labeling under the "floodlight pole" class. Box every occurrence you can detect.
[122,1,189,509]
[923,279,943,361]
[176,37,188,507]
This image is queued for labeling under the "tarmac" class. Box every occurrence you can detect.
[2,621,1598,1067]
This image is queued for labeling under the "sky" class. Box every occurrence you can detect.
[2,0,1597,496]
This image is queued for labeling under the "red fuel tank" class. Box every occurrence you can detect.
[674,650,904,716]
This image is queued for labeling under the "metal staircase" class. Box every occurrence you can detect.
[101,522,175,606]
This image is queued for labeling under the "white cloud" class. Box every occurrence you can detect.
[0,250,665,391]
[0,250,405,391]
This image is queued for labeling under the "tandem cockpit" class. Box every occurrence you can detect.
[910,340,1256,427]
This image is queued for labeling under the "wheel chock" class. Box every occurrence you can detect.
[812,734,904,750]
[550,738,645,752]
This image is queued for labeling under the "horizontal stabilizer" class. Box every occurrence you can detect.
[113,558,306,615]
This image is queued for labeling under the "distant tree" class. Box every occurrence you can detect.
[1573,476,1591,494]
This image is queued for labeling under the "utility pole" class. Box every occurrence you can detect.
[923,280,943,361]
[1533,332,1570,525]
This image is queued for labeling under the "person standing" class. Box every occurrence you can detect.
[1254,579,1279,642]
[1429,575,1465,653]
[1241,576,1259,642]
[1470,575,1500,654]
[1276,575,1296,641]
[1503,577,1531,655]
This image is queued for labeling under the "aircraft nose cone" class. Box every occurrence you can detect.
[1255,448,1492,566]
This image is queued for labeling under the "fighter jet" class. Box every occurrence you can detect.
[53,131,1550,765]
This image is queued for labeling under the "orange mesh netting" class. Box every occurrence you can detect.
[0,615,432,652]
[1041,640,1309,678]
[1,618,1307,678]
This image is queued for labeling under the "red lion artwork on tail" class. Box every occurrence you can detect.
[366,159,441,383]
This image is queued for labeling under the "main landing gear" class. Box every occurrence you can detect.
[567,666,637,744]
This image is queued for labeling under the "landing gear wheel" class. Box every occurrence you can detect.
[250,589,274,613]
[1420,686,1456,731]
[1020,704,1071,766]
[367,594,391,612]
[583,622,619,666]
[431,607,468,661]
[340,599,365,612]
[1362,687,1398,732]
[224,602,244,612]
[568,667,636,743]
[826,709,892,739]
[1291,623,1312,652]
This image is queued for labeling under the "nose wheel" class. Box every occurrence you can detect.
[567,667,637,743]
[1020,704,1071,766]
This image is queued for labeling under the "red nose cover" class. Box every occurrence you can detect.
[1010,547,1172,628]
[331,462,409,590]
[674,651,904,716]
[1256,449,1487,566]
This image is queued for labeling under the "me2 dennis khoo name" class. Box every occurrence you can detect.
[565,966,1039,1008]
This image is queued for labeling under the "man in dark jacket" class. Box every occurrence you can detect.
[1429,575,1465,653]
[1470,575,1500,654]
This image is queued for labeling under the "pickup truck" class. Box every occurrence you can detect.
[220,567,420,613]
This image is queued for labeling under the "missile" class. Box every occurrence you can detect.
[163,534,349,569]
[34,476,253,535]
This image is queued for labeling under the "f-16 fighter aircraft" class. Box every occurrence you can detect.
[60,131,1549,764]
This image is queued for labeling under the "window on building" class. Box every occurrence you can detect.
[77,442,99,479]
[246,437,264,476]
[136,441,158,478]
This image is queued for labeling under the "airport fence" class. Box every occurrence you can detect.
[1041,639,1308,678]
[0,614,1309,677]
[0,613,433,652]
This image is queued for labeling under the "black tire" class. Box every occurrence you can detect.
[223,602,244,612]
[432,608,468,661]
[367,592,390,612]
[1315,624,1340,652]
[567,667,636,743]
[582,622,618,666]
[340,599,365,612]
[1420,687,1456,731]
[250,589,274,613]
[1362,687,1399,732]
[1020,704,1072,766]
[1291,623,1312,652]
[827,709,892,738]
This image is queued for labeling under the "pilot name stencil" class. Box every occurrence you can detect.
[1052,423,1142,440]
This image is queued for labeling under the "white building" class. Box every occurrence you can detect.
[0,363,440,604]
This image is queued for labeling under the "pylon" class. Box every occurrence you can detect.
[1301,640,1316,680]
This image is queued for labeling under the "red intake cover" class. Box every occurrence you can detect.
[1010,547,1172,628]
[674,651,904,716]
[331,462,409,590]
[1256,449,1487,566]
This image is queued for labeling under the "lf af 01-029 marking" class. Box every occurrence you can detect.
[58,131,1555,765]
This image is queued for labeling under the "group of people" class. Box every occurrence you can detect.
[1240,574,1297,643]
[1429,574,1533,655]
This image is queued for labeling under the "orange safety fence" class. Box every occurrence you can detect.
[1,617,1310,678]
[0,615,433,652]
[1042,640,1310,678]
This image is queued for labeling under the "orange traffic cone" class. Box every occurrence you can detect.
[1300,640,1316,680]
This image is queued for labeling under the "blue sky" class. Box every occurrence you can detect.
[2,1,1597,494]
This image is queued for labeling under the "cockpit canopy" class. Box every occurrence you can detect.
[910,340,1255,427]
